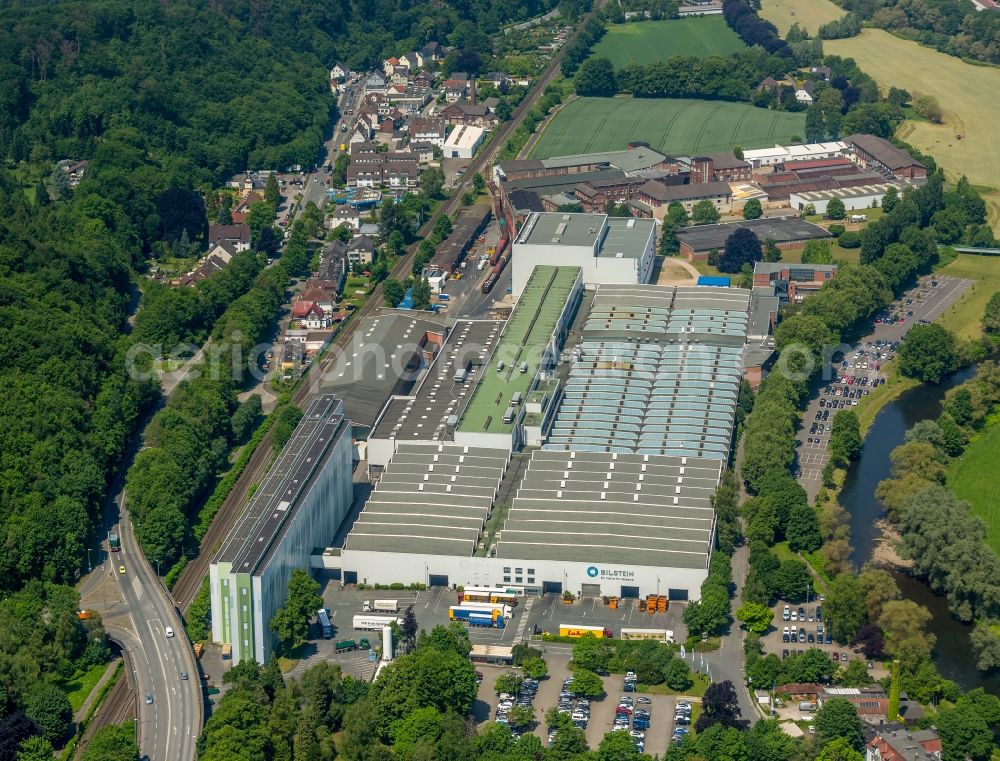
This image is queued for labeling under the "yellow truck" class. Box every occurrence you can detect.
[559,624,613,638]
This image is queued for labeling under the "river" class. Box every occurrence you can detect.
[838,363,1000,693]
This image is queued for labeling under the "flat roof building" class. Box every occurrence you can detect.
[511,212,656,297]
[442,124,485,159]
[676,217,832,261]
[367,319,504,468]
[742,141,849,167]
[210,396,353,664]
[455,265,583,449]
[788,183,897,215]
[337,279,753,600]
[320,311,451,435]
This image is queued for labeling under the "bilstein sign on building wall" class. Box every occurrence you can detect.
[587,566,636,581]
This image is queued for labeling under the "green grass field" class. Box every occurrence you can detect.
[530,97,806,158]
[60,663,109,713]
[589,17,745,68]
[948,420,1000,555]
[934,254,1000,342]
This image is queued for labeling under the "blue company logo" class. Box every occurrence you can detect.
[586,566,599,578]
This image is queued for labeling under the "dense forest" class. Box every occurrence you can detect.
[831,0,1000,63]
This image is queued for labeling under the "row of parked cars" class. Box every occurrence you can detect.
[496,676,538,734]
[672,700,693,746]
[783,624,830,645]
[613,679,651,753]
[555,676,590,738]
[783,604,822,622]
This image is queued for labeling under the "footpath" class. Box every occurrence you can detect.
[73,658,122,724]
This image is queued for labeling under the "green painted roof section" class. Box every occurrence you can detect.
[458,266,579,434]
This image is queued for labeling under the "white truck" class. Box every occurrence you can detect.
[363,599,399,613]
[353,614,403,631]
[620,628,676,644]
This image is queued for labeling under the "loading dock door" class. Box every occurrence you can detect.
[428,574,449,587]
[620,585,640,599]
[580,583,601,597]
[343,571,357,585]
[542,581,562,595]
[668,588,688,601]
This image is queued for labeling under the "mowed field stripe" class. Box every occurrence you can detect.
[530,98,805,158]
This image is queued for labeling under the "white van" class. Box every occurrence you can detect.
[782,605,791,621]
[165,627,174,638]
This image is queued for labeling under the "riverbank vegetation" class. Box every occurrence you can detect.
[875,352,1000,673]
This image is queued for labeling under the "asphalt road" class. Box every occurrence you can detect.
[113,512,201,761]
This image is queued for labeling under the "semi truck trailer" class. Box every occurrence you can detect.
[363,599,399,613]
[352,615,403,631]
[559,624,613,638]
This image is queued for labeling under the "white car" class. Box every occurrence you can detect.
[165,627,174,638]
[790,611,798,621]
[782,605,790,620]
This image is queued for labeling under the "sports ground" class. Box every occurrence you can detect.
[530,97,806,158]
[588,17,745,68]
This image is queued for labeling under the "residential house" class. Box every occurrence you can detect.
[330,206,362,231]
[481,96,501,114]
[409,141,436,164]
[409,116,447,146]
[363,69,388,93]
[442,79,468,102]
[313,240,348,295]
[413,72,434,91]
[232,192,263,224]
[291,301,330,330]
[481,72,512,91]
[865,725,942,761]
[795,80,814,103]
[382,56,400,76]
[399,51,424,71]
[439,101,499,128]
[58,159,89,187]
[359,92,392,117]
[330,63,348,81]
[298,285,337,314]
[208,222,251,252]
[756,76,780,93]
[419,41,444,62]
[449,71,469,82]
[392,86,432,114]
[347,234,376,266]
[175,241,238,286]
[809,65,832,81]
[389,65,409,86]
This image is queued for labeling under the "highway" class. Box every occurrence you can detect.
[78,419,202,760]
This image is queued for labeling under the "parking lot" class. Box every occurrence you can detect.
[473,657,685,754]
[760,598,867,669]
[794,275,973,499]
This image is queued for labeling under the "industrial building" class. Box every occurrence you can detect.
[788,183,896,215]
[742,141,849,168]
[442,124,485,159]
[675,217,832,261]
[319,311,451,437]
[210,396,353,664]
[335,282,753,600]
[510,212,656,298]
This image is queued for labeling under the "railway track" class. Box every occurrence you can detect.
[171,15,575,614]
[91,8,594,748]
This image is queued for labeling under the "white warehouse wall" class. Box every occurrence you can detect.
[340,550,709,601]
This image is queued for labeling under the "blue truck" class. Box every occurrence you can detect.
[469,613,505,629]
[449,605,506,628]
